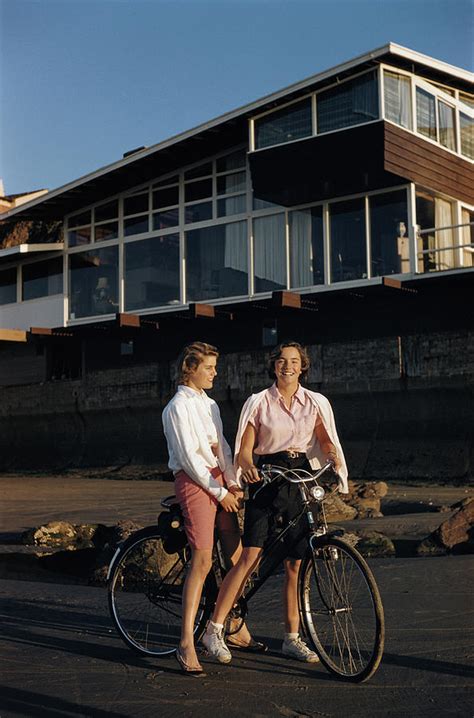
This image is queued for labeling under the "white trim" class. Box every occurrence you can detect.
[365,195,371,279]
[0,243,64,259]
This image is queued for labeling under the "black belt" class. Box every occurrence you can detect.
[258,450,306,462]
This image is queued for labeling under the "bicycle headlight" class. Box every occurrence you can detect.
[309,485,325,501]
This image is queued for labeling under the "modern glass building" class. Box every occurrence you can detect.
[0,43,472,336]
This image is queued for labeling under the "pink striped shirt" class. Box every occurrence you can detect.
[249,383,322,456]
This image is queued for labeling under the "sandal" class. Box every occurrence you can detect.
[175,647,206,676]
[225,637,268,653]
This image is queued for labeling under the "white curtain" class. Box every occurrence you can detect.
[434,198,455,269]
[224,220,247,273]
[461,208,473,267]
[290,210,313,287]
[384,71,412,129]
[253,214,286,286]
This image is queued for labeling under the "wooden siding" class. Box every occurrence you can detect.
[384,122,474,205]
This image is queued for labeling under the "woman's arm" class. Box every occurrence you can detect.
[315,420,343,473]
[237,423,261,483]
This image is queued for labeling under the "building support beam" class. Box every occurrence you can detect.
[0,329,28,343]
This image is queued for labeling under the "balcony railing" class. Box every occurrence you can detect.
[416,221,473,273]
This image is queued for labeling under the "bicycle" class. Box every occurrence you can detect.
[108,461,385,683]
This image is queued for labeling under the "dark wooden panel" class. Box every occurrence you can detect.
[384,123,474,204]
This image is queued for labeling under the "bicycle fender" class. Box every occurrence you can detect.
[106,525,163,582]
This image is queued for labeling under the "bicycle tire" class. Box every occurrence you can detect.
[299,536,385,682]
[108,527,217,656]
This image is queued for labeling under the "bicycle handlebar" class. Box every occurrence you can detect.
[254,460,344,498]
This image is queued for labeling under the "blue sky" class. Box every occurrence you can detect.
[1,0,472,195]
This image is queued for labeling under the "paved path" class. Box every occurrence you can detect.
[0,474,473,717]
[1,557,473,718]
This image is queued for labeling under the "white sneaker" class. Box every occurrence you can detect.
[202,626,232,664]
[282,636,319,663]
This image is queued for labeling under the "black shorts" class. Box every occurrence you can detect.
[242,453,311,560]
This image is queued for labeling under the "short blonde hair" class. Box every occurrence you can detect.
[267,341,310,380]
[177,341,219,384]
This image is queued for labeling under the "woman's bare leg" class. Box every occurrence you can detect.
[180,548,213,668]
[211,546,262,626]
[215,512,255,644]
[283,558,301,634]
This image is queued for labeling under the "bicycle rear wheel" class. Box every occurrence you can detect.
[108,528,216,656]
[299,536,384,682]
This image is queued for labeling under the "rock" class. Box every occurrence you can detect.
[22,521,77,547]
[416,537,447,556]
[356,532,396,558]
[325,495,358,522]
[438,498,474,550]
[417,497,474,555]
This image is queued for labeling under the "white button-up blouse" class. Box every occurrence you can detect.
[162,384,237,501]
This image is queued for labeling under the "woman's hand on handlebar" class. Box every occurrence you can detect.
[241,466,261,484]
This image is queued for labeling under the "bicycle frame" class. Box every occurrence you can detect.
[229,462,337,609]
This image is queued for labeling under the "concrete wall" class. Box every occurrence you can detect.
[0,294,65,331]
[0,330,472,480]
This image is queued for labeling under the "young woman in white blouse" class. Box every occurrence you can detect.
[162,341,262,675]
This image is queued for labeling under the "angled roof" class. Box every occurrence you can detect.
[3,43,472,223]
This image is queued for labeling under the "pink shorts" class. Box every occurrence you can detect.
[174,466,224,550]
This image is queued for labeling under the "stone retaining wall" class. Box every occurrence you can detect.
[1,330,472,479]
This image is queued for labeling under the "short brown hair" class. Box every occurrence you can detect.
[267,341,310,380]
[176,341,219,384]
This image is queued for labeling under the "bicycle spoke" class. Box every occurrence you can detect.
[300,538,384,682]
[109,532,213,656]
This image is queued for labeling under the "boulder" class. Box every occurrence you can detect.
[22,521,79,547]
[417,497,474,555]
[356,531,396,558]
[325,494,358,522]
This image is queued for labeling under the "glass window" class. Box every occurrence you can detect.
[253,214,286,292]
[124,215,149,236]
[438,101,456,151]
[383,71,412,129]
[125,234,180,310]
[416,191,455,272]
[216,150,246,172]
[461,207,474,267]
[317,71,378,134]
[459,93,474,110]
[184,202,212,224]
[255,98,312,150]
[153,208,179,230]
[0,268,16,305]
[153,174,179,188]
[184,162,212,180]
[369,191,409,276]
[68,226,91,247]
[460,112,473,159]
[217,172,246,195]
[124,193,149,216]
[289,207,324,288]
[69,246,118,319]
[217,195,246,217]
[95,221,119,242]
[95,200,118,222]
[329,198,366,282]
[68,210,91,228]
[153,186,179,209]
[23,258,63,300]
[185,221,248,301]
[416,88,436,141]
[252,196,283,211]
[185,179,212,202]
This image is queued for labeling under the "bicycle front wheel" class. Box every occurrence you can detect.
[299,536,384,682]
[108,528,216,656]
